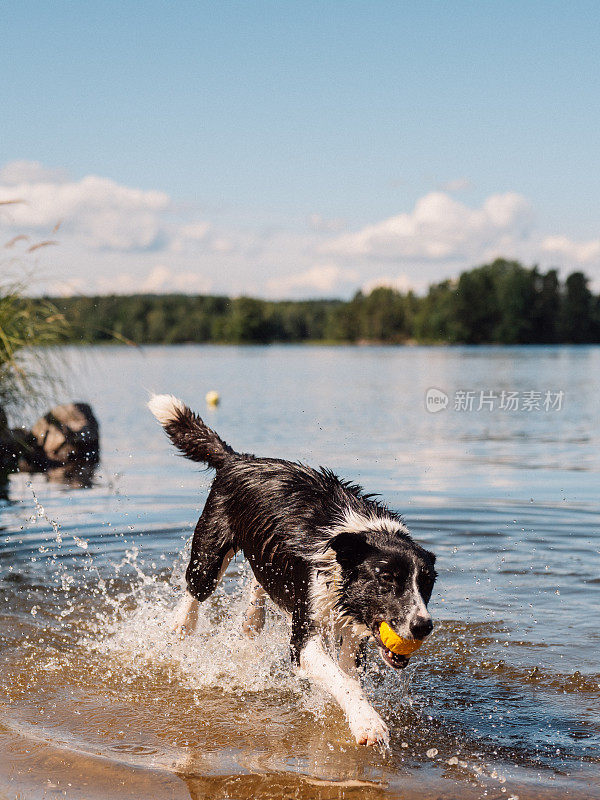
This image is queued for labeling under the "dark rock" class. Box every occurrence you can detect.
[1,403,100,490]
[11,427,49,471]
[29,402,100,466]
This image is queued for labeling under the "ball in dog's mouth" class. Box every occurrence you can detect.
[379,620,422,654]
[380,646,410,669]
[375,620,423,669]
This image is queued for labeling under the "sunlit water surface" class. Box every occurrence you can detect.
[1,345,599,800]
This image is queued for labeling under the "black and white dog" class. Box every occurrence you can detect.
[149,394,436,747]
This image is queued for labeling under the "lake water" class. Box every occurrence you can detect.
[1,344,599,800]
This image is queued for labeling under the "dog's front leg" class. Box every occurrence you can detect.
[172,591,200,635]
[298,636,389,747]
[173,545,234,636]
[242,576,266,638]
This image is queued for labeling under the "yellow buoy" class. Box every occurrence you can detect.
[205,390,220,407]
[379,621,422,656]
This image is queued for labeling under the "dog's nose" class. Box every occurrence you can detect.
[410,616,433,639]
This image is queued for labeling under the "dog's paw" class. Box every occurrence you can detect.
[347,703,390,747]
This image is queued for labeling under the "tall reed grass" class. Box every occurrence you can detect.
[0,280,69,416]
[1,197,70,419]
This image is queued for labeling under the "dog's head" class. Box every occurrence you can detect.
[330,530,437,669]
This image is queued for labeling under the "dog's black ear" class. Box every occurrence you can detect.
[329,531,373,570]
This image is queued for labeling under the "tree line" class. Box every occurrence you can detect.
[47,259,600,345]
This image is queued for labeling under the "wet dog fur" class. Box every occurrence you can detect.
[149,394,436,746]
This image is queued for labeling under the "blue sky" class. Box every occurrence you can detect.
[2,1,600,297]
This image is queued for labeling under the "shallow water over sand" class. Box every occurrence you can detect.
[1,345,599,799]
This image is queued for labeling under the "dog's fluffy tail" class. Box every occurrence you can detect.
[148,394,235,469]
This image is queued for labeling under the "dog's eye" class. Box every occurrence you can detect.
[379,572,395,586]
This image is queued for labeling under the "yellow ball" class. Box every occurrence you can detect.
[379,621,422,656]
[205,390,220,407]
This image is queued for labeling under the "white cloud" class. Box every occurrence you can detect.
[141,265,213,294]
[0,160,68,185]
[169,221,212,253]
[178,221,211,241]
[44,276,87,296]
[541,235,600,265]
[0,167,170,251]
[323,191,534,262]
[211,237,234,253]
[266,264,359,296]
[3,160,600,298]
[86,266,213,295]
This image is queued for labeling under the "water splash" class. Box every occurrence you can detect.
[83,556,302,697]
[26,479,63,543]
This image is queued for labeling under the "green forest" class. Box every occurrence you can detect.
[47,259,600,345]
